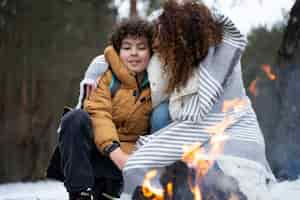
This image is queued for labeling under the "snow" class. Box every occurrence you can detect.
[0,180,68,200]
[0,178,300,200]
[270,179,300,200]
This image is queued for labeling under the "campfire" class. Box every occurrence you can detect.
[133,160,247,200]
[133,99,248,200]
[248,64,277,98]
[248,77,260,97]
[261,64,277,81]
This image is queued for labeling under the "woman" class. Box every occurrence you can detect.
[58,17,154,200]
[120,1,276,199]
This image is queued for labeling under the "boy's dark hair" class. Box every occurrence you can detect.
[109,17,154,54]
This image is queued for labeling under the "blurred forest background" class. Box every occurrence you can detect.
[0,0,299,183]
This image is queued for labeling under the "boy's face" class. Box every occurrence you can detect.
[120,36,151,74]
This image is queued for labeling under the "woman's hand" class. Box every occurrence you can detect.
[109,147,129,170]
[84,84,95,99]
[84,77,101,99]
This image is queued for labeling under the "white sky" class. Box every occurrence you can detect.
[203,0,295,34]
[115,0,295,35]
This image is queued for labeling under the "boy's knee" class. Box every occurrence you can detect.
[59,109,92,140]
[61,109,90,126]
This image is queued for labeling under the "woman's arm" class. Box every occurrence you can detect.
[76,55,109,109]
[181,11,247,120]
[212,8,247,50]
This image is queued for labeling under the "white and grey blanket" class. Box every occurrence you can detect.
[120,8,276,200]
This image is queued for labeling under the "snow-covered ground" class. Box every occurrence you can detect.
[0,180,68,200]
[270,179,300,200]
[0,178,300,200]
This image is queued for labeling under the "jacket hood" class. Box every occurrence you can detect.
[104,46,138,88]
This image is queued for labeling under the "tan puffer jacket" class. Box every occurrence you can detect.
[84,46,152,154]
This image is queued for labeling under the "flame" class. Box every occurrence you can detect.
[182,116,232,200]
[205,116,234,136]
[248,64,276,97]
[166,182,173,199]
[141,99,246,200]
[183,143,210,176]
[248,77,260,97]
[142,170,164,199]
[191,186,202,200]
[222,98,248,113]
[182,142,205,165]
[261,64,277,80]
[182,99,246,200]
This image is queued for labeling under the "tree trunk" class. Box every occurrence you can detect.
[251,0,300,180]
[278,0,300,65]
[130,0,138,17]
[0,0,115,183]
[271,0,300,179]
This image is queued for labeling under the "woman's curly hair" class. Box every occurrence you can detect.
[155,0,223,93]
[109,17,154,54]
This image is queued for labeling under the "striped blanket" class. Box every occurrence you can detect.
[120,8,276,200]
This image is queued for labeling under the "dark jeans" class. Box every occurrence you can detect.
[46,102,171,198]
[58,109,122,197]
[150,101,171,134]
